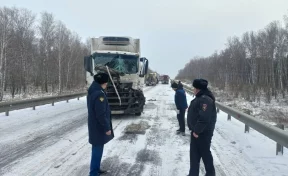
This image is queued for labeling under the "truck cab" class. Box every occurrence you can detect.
[84,36,149,115]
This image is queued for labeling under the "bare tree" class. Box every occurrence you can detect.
[38,12,56,93]
[54,21,69,93]
[0,7,89,101]
[0,7,16,100]
[176,16,288,103]
[13,8,36,94]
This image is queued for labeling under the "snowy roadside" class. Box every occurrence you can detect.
[0,84,287,176]
[181,81,288,130]
[1,88,86,103]
[185,90,288,176]
[1,85,153,103]
[0,86,154,118]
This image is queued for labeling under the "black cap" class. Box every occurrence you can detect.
[94,73,109,84]
[192,79,208,90]
[171,82,178,89]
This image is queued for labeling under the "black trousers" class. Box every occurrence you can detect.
[177,109,185,132]
[189,130,215,176]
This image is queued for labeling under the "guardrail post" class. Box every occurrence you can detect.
[77,97,79,100]
[52,101,54,106]
[244,111,250,133]
[66,100,69,103]
[276,124,284,155]
[227,114,231,121]
[245,124,250,133]
[33,106,36,110]
[5,109,9,116]
[217,108,220,113]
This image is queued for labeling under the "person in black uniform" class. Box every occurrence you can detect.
[187,79,217,176]
[87,73,114,176]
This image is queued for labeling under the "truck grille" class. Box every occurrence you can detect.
[105,83,145,113]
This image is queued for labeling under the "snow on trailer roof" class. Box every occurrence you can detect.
[92,50,140,56]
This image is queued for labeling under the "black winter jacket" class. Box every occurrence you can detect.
[187,89,217,135]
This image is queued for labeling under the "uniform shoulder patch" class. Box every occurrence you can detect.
[99,96,105,102]
[202,104,207,111]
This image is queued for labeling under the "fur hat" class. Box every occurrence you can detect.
[192,79,208,90]
[171,82,178,89]
[94,73,109,84]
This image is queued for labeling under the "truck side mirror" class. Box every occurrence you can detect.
[144,60,149,74]
[84,55,93,76]
[139,57,149,77]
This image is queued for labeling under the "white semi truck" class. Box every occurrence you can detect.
[146,73,157,86]
[84,36,149,116]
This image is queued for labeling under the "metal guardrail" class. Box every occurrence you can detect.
[0,92,87,116]
[172,80,288,155]
[215,102,288,149]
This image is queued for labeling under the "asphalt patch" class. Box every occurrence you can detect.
[125,121,151,134]
[126,164,145,176]
[101,156,145,176]
[146,124,168,146]
[118,133,138,143]
[136,149,161,166]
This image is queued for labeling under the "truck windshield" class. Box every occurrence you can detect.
[92,53,138,74]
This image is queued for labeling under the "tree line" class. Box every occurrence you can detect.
[176,15,288,103]
[0,7,89,101]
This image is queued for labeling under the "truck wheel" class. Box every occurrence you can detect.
[135,112,141,116]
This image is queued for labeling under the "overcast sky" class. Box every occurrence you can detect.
[1,0,288,78]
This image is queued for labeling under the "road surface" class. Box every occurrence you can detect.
[0,84,287,176]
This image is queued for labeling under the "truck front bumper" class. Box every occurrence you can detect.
[111,110,125,115]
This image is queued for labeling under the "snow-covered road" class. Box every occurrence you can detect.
[0,84,287,176]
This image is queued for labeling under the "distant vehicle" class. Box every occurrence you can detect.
[159,75,164,82]
[162,75,170,84]
[146,73,157,86]
[156,74,159,84]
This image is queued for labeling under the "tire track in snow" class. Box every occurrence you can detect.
[0,112,87,174]
[0,86,160,176]
[0,85,231,176]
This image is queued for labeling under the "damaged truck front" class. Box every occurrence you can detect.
[84,36,149,116]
